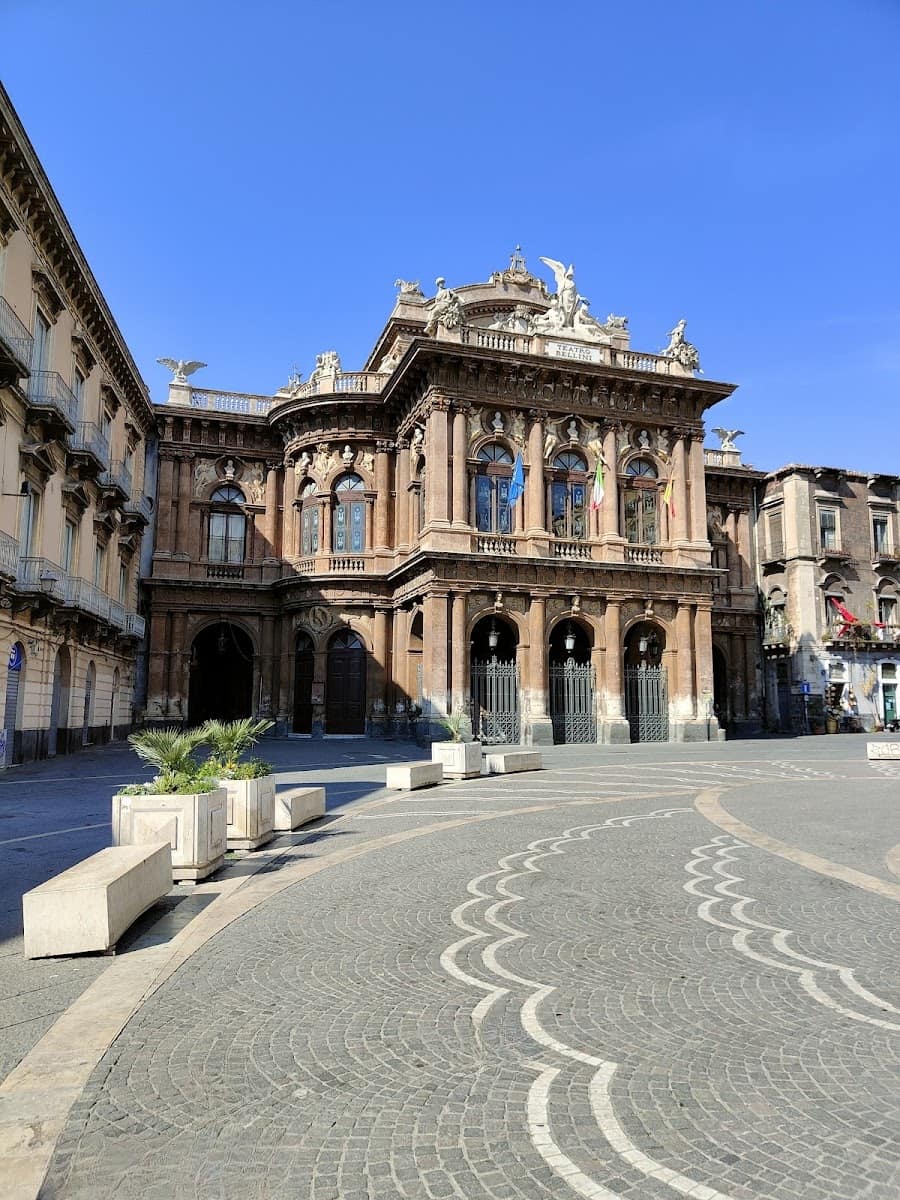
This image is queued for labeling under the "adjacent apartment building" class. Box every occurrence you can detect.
[0,84,155,763]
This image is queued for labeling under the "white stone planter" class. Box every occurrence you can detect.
[223,775,275,850]
[112,788,227,882]
[431,740,483,779]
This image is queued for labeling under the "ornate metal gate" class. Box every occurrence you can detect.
[471,659,520,744]
[624,665,669,742]
[550,660,596,744]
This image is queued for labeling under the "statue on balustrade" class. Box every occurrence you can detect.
[662,319,701,373]
[425,278,463,335]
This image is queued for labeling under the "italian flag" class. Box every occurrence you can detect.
[590,458,605,510]
[663,475,675,518]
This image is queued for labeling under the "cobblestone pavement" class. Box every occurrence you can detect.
[11,738,900,1198]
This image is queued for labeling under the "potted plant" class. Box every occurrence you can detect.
[112,727,227,882]
[431,707,482,779]
[200,718,276,850]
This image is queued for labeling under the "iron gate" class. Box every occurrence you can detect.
[624,665,669,742]
[471,659,520,744]
[550,660,596,744]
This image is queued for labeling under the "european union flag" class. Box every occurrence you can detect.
[507,452,525,506]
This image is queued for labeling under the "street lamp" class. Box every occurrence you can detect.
[564,623,576,655]
[487,620,500,652]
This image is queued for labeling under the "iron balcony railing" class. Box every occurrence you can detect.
[123,494,153,522]
[100,460,132,497]
[69,421,110,466]
[62,576,110,622]
[26,370,78,429]
[763,620,792,647]
[107,599,126,630]
[0,297,34,376]
[13,557,67,602]
[0,530,19,578]
[124,612,145,639]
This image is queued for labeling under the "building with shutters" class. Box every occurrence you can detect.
[147,252,763,744]
[0,85,155,764]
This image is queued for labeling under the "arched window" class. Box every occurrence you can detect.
[208,484,246,563]
[550,450,588,540]
[623,458,658,545]
[299,480,319,556]
[473,443,514,534]
[333,474,366,552]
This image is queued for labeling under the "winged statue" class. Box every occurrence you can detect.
[157,357,207,383]
[711,428,744,451]
[537,257,577,325]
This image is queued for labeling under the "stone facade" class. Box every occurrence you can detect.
[758,465,900,732]
[0,84,155,764]
[147,257,761,745]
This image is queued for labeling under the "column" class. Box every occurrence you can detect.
[600,426,620,540]
[146,610,170,715]
[688,437,708,544]
[525,413,545,536]
[259,614,275,717]
[169,610,189,718]
[174,455,193,557]
[528,597,548,716]
[694,605,715,727]
[672,434,689,542]
[425,401,450,526]
[605,600,623,717]
[373,606,390,703]
[736,508,751,587]
[395,439,410,551]
[246,509,258,562]
[450,591,467,711]
[156,454,174,555]
[730,632,747,721]
[744,634,759,724]
[374,442,391,550]
[275,618,293,729]
[724,507,740,590]
[319,497,332,560]
[262,464,280,561]
[281,464,296,558]
[675,603,694,718]
[423,592,449,716]
[451,409,468,527]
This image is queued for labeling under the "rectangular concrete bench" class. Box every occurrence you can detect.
[484,750,542,775]
[274,786,326,830]
[385,761,443,790]
[867,741,900,760]
[23,842,172,959]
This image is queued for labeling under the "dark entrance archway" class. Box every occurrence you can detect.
[549,620,595,744]
[623,621,668,742]
[712,645,729,731]
[325,629,367,734]
[293,632,315,734]
[470,616,519,744]
[48,645,70,757]
[188,622,254,725]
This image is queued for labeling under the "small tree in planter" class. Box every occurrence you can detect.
[431,707,482,779]
[201,718,276,850]
[112,727,227,882]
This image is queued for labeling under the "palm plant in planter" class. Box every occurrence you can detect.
[112,727,227,881]
[200,718,276,851]
[430,707,482,779]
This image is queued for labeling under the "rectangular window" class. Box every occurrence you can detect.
[767,510,784,559]
[878,597,896,628]
[61,519,77,573]
[301,507,319,556]
[819,508,838,550]
[18,489,40,556]
[550,482,567,536]
[32,310,51,372]
[475,475,492,532]
[73,369,85,415]
[496,477,511,534]
[333,503,346,552]
[350,501,364,552]
[209,512,244,563]
[94,543,106,589]
[873,514,890,555]
[100,407,112,445]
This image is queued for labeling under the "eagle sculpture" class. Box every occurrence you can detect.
[157,358,207,383]
[711,428,744,451]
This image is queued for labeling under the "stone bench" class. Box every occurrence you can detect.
[867,741,900,760]
[274,786,326,830]
[484,750,542,775]
[385,761,443,790]
[23,842,172,959]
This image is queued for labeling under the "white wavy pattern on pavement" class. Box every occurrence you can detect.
[441,808,740,1200]
[685,836,900,1032]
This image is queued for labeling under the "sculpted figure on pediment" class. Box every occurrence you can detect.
[467,408,484,445]
[244,463,265,504]
[424,278,463,335]
[662,319,701,373]
[509,411,526,447]
[193,458,218,497]
[313,443,336,478]
[585,422,603,458]
[361,450,375,475]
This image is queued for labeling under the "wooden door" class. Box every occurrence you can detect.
[326,630,367,734]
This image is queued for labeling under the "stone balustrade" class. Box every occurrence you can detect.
[475,535,518,555]
[625,545,663,565]
[553,539,591,560]
[190,389,272,416]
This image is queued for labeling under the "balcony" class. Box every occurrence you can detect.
[25,370,77,436]
[61,576,110,622]
[824,621,900,647]
[207,562,245,580]
[67,421,109,478]
[873,548,900,567]
[122,494,153,524]
[12,557,67,603]
[625,544,663,565]
[122,612,145,640]
[0,530,19,579]
[98,461,132,507]
[189,389,272,416]
[329,555,368,573]
[475,535,518,555]
[763,619,792,651]
[817,543,854,565]
[0,297,33,386]
[107,600,126,630]
[553,539,592,561]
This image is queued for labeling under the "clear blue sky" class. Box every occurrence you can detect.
[3,0,898,474]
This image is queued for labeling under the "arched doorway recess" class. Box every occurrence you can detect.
[470,616,519,744]
[5,642,27,764]
[623,621,668,742]
[325,629,367,735]
[293,632,314,734]
[188,622,254,725]
[549,621,596,744]
[82,661,96,746]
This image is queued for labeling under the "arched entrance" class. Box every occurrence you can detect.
[325,628,367,734]
[110,667,120,739]
[293,632,314,734]
[712,645,729,730]
[470,616,519,744]
[549,620,596,744]
[4,642,27,765]
[623,622,668,742]
[82,661,96,746]
[188,622,254,725]
[48,646,70,757]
